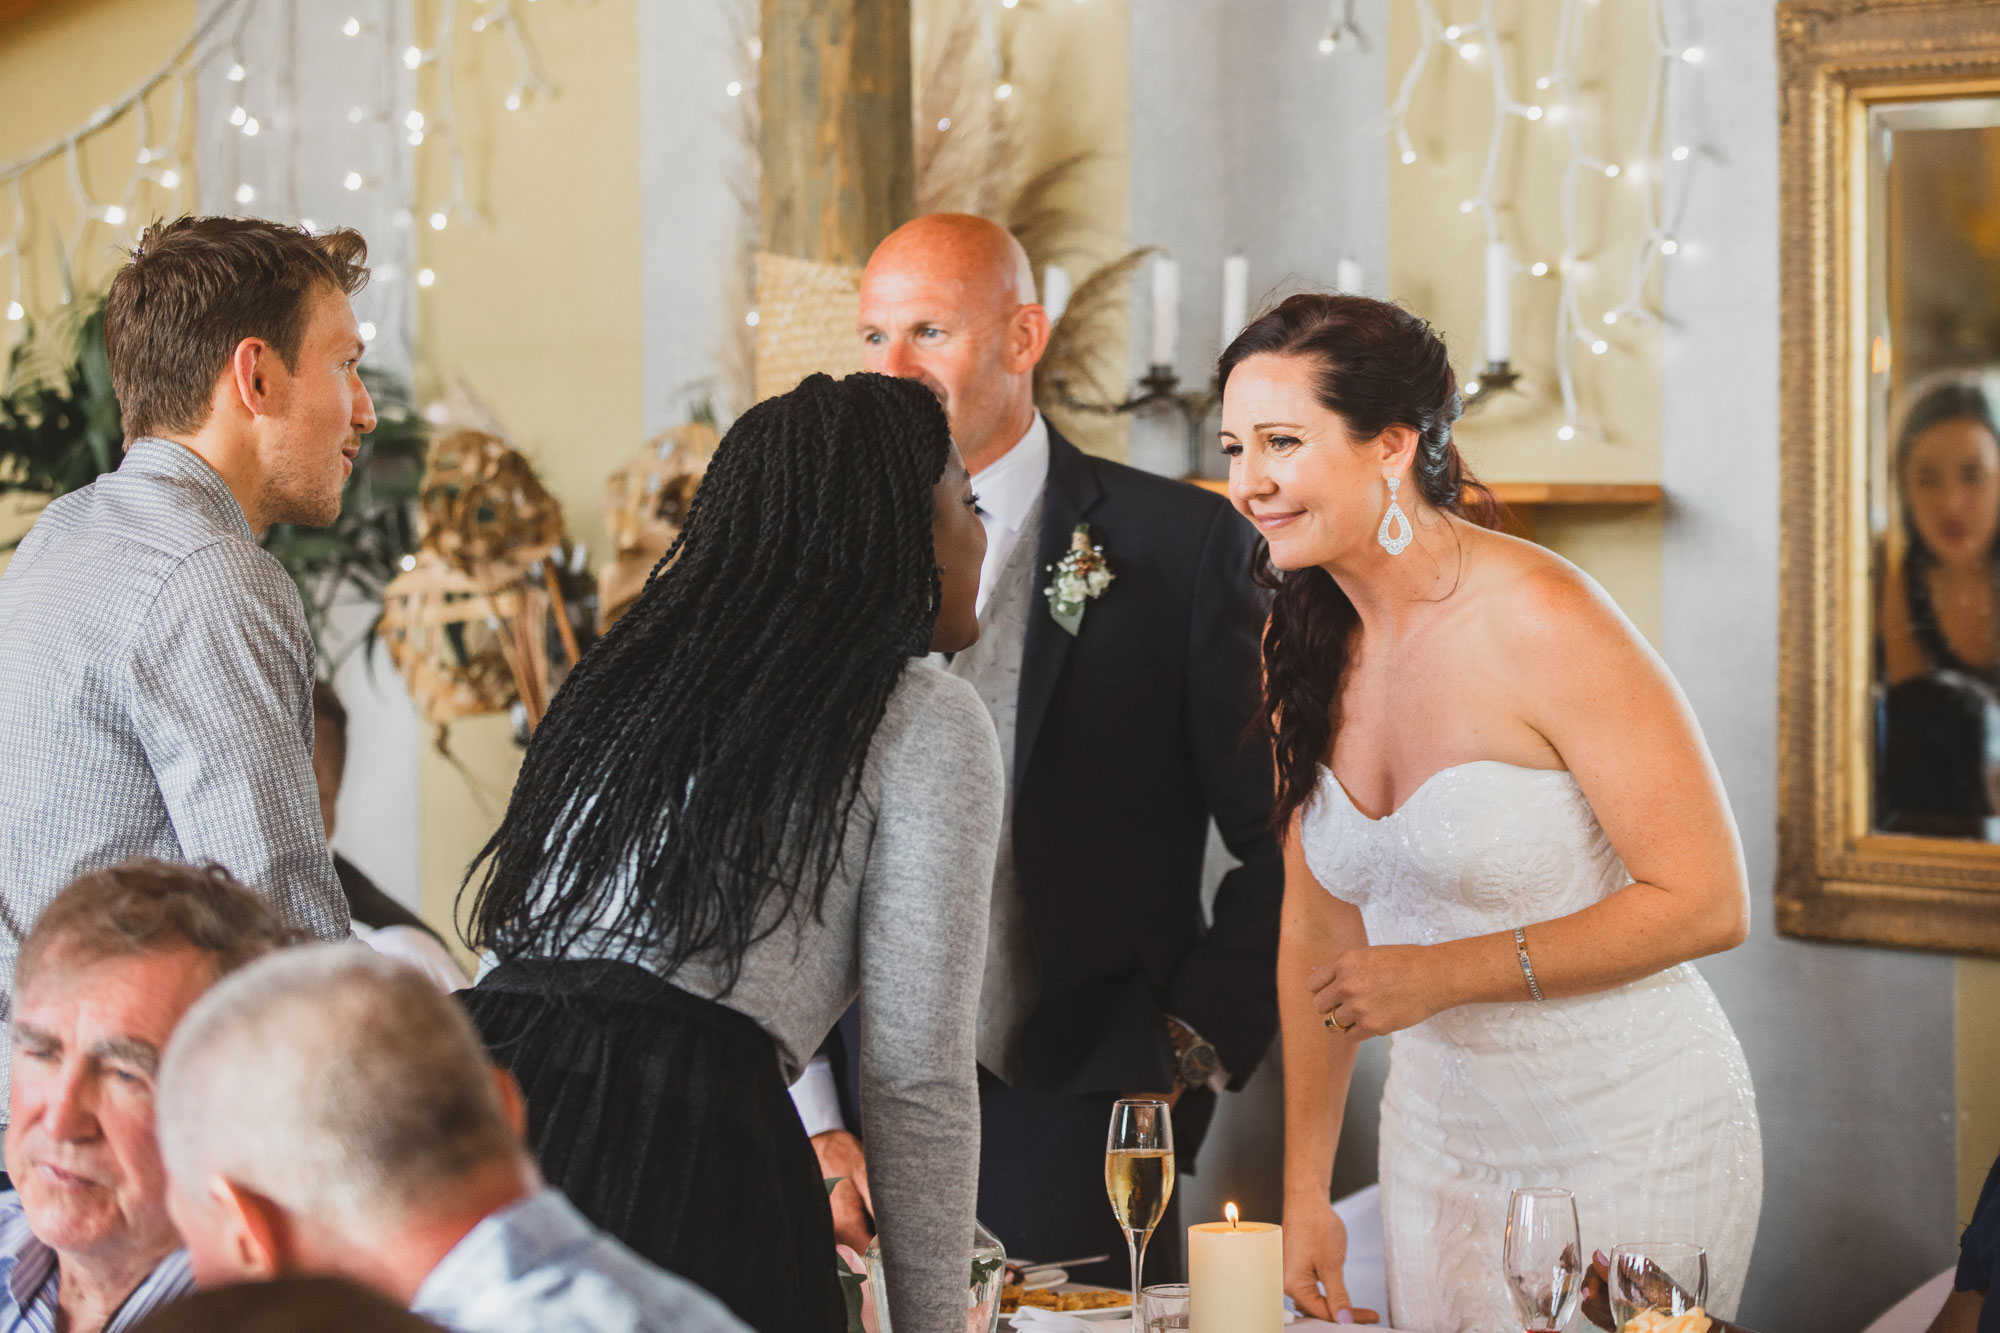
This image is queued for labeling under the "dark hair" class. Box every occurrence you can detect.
[18,857,304,994]
[126,1277,445,1333]
[1880,672,2000,824]
[312,680,348,779]
[104,215,369,443]
[1218,292,1498,830]
[462,372,954,983]
[1895,378,2000,573]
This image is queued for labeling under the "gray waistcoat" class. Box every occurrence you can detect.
[950,495,1044,1084]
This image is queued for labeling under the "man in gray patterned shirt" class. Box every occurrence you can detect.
[0,216,362,1122]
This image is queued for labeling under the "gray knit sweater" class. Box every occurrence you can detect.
[598,658,1004,1332]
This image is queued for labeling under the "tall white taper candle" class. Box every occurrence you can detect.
[1484,240,1513,364]
[1041,263,1073,326]
[1221,255,1249,347]
[1150,257,1180,367]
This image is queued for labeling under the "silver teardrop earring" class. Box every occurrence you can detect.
[1377,476,1413,555]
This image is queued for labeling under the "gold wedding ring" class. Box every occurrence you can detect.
[1323,1009,1351,1033]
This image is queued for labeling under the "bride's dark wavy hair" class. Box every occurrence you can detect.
[461,372,953,987]
[1217,293,1499,831]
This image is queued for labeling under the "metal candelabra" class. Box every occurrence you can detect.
[1046,364,1219,478]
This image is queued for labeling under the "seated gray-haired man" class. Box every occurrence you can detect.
[154,945,750,1333]
[1,858,299,1333]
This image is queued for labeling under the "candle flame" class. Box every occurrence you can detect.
[1225,1202,1239,1228]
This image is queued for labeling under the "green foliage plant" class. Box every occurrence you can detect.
[0,296,427,660]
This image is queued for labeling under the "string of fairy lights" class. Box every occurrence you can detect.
[0,0,566,337]
[1355,0,1698,442]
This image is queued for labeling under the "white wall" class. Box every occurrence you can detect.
[1660,2,1957,1327]
[196,0,424,908]
[1127,1,1388,482]
[638,0,749,430]
[1130,0,1391,1228]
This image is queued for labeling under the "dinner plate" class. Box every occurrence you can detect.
[1003,1282,1132,1325]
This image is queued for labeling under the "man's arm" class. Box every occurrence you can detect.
[1161,501,1283,1087]
[130,543,349,939]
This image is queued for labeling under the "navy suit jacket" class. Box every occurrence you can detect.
[833,425,1282,1161]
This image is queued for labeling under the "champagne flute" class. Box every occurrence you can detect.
[1503,1187,1583,1333]
[1608,1242,1708,1329]
[1105,1098,1176,1314]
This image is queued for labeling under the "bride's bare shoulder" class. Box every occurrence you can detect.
[1460,524,1641,655]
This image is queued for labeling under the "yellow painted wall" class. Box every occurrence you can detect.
[1962,961,2000,1220]
[1386,0,1662,642]
[0,0,197,352]
[985,0,1132,461]
[408,0,643,940]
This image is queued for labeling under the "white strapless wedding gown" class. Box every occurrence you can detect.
[1300,761,1762,1333]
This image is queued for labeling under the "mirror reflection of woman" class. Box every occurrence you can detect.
[1881,380,2000,688]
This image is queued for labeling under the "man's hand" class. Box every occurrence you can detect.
[812,1129,874,1252]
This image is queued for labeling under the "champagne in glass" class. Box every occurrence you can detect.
[1608,1243,1708,1330]
[1106,1099,1176,1314]
[1502,1187,1583,1333]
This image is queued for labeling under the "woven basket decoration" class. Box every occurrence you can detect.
[754,251,865,401]
[597,422,719,632]
[417,428,566,580]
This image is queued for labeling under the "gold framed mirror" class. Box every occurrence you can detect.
[1779,0,2000,955]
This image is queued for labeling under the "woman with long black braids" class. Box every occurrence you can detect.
[458,372,1002,1333]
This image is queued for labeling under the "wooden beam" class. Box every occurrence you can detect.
[0,0,64,31]
[759,0,914,268]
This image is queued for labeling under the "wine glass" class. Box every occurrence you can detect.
[1105,1099,1176,1314]
[1503,1187,1583,1333]
[1608,1242,1708,1329]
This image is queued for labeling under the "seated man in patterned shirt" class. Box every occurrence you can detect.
[2,859,300,1333]
[155,946,748,1333]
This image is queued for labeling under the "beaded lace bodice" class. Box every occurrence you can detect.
[1299,760,1763,1332]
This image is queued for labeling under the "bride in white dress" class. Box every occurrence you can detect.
[1217,293,1761,1332]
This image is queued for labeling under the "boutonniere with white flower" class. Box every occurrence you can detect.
[1044,522,1115,636]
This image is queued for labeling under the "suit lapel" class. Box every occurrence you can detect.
[1013,426,1104,790]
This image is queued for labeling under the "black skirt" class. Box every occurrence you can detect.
[461,959,847,1333]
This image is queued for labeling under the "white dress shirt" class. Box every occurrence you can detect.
[969,412,1052,616]
[786,414,1050,1138]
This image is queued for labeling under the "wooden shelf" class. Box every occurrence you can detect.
[1186,477,1663,507]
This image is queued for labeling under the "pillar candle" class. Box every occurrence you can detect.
[1150,257,1180,367]
[1335,257,1363,294]
[1221,254,1248,347]
[1484,240,1513,364]
[1188,1211,1283,1332]
[1042,263,1073,326]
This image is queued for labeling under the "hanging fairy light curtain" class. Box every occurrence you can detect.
[0,0,570,345]
[1371,0,1700,443]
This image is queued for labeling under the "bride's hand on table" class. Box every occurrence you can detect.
[1308,945,1451,1038]
[1283,1202,1379,1325]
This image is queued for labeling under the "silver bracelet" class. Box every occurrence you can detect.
[1513,927,1546,1003]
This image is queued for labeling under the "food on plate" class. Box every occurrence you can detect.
[1621,1308,1713,1333]
[999,1285,1131,1313]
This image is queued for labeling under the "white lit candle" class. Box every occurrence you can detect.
[1484,240,1513,364]
[1150,257,1180,367]
[1221,254,1249,347]
[1041,263,1073,326]
[1188,1203,1283,1332]
[1335,257,1363,295]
